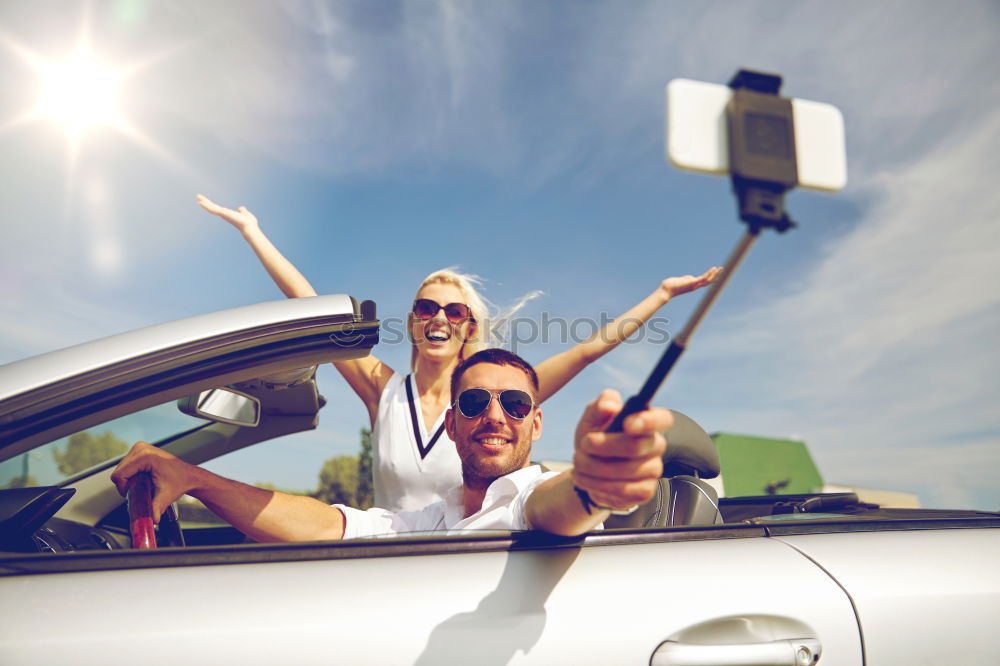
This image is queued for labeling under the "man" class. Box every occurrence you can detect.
[112,348,671,539]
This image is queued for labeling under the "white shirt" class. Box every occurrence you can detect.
[337,466,558,539]
[371,373,463,512]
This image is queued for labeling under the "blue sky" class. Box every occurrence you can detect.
[1,1,997,509]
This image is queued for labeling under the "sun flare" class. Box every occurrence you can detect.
[1,22,188,181]
[34,49,125,136]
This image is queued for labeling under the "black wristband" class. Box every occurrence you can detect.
[573,485,639,516]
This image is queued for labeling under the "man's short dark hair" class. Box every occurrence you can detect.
[450,348,539,403]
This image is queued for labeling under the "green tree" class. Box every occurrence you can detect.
[356,427,373,509]
[313,428,374,509]
[52,431,128,476]
[315,455,360,505]
[3,474,39,489]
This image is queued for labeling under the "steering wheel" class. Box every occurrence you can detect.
[126,472,185,549]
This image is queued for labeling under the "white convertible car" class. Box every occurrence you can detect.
[1,295,997,665]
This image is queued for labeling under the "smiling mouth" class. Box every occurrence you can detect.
[474,434,511,452]
[423,323,452,343]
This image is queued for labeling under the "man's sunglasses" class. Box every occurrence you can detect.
[454,388,535,420]
[412,298,473,323]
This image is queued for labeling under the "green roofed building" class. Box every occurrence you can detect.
[711,433,824,497]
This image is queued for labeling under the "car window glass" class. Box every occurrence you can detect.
[0,401,204,488]
[176,427,372,527]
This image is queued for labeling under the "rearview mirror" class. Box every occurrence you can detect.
[177,387,260,427]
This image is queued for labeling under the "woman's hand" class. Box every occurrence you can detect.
[658,266,723,301]
[197,194,260,234]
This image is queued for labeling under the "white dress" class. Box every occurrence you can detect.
[371,373,463,512]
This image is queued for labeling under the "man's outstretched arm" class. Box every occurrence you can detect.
[525,390,671,536]
[111,441,346,542]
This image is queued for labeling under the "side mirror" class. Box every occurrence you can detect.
[177,387,261,427]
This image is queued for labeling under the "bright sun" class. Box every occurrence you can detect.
[3,24,180,178]
[34,47,125,137]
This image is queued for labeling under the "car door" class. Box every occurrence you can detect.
[1,528,863,665]
[774,524,1000,665]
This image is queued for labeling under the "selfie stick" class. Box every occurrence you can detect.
[607,69,798,432]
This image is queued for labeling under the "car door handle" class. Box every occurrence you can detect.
[651,637,821,666]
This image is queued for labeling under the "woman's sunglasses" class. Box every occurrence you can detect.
[454,388,535,420]
[412,298,473,323]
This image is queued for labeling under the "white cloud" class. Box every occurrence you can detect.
[54,1,994,190]
[821,439,1000,510]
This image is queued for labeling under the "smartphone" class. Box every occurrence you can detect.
[666,78,847,192]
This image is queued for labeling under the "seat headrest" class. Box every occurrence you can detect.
[663,410,720,479]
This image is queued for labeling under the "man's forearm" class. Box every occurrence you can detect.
[524,471,608,536]
[189,467,345,542]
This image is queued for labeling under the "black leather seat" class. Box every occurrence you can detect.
[603,410,723,529]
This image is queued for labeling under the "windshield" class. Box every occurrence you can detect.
[0,401,204,488]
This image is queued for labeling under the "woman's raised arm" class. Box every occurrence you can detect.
[533,267,721,403]
[197,194,393,422]
[197,194,319,299]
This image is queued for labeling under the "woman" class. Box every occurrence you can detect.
[197,194,720,511]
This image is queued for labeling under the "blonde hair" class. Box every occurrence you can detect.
[409,268,541,372]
